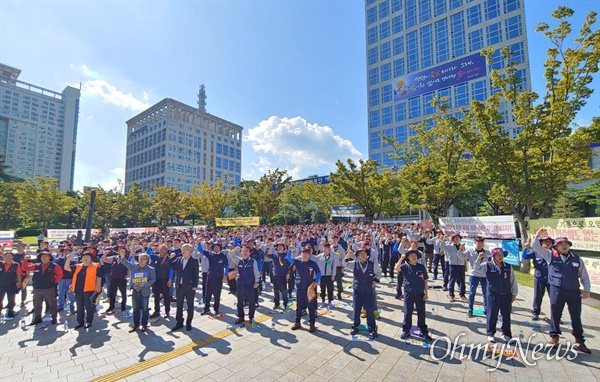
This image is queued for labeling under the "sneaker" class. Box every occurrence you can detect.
[350,327,359,335]
[74,323,85,330]
[141,326,147,332]
[532,314,539,321]
[447,295,455,302]
[234,318,245,325]
[503,335,515,344]
[84,323,91,329]
[419,333,433,342]
[442,287,448,291]
[467,311,473,318]
[273,304,280,310]
[400,331,410,339]
[370,331,378,338]
[374,310,381,319]
[149,312,160,319]
[488,336,496,343]
[128,326,139,333]
[213,311,220,316]
[200,310,211,316]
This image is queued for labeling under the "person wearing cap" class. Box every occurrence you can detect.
[54,247,76,314]
[287,247,321,332]
[473,247,518,344]
[119,251,156,332]
[168,243,200,331]
[149,245,173,319]
[347,239,383,319]
[466,236,490,318]
[532,229,591,353]
[314,242,340,307]
[394,237,424,300]
[64,252,103,329]
[100,246,114,299]
[269,241,291,310]
[330,235,346,301]
[521,237,553,321]
[224,241,241,295]
[440,234,467,302]
[398,249,431,341]
[22,251,63,325]
[201,241,229,316]
[234,246,260,324]
[246,239,264,307]
[0,251,22,318]
[348,246,380,337]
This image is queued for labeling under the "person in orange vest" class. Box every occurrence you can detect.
[64,252,103,329]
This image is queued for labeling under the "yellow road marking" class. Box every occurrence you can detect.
[92,303,297,382]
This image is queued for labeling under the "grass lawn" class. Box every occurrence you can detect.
[14,236,42,245]
[513,266,534,288]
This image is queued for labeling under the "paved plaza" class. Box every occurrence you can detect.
[1,274,599,382]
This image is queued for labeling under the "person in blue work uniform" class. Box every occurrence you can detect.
[315,243,340,306]
[247,239,264,307]
[270,242,291,310]
[473,247,518,344]
[349,247,380,338]
[440,233,467,302]
[149,245,173,319]
[201,242,229,316]
[287,247,321,333]
[532,229,592,354]
[234,246,260,324]
[466,236,490,318]
[521,237,553,321]
[399,250,431,341]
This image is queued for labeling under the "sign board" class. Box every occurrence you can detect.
[439,215,516,239]
[215,217,260,227]
[47,229,102,240]
[331,206,365,218]
[166,225,208,231]
[461,237,520,266]
[528,218,600,252]
[0,231,15,249]
[581,256,600,294]
[108,227,159,235]
[272,175,331,191]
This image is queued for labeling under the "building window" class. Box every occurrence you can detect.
[393,36,404,55]
[471,80,487,101]
[405,0,417,29]
[370,88,380,107]
[395,102,407,122]
[438,87,452,106]
[455,83,469,107]
[469,29,484,51]
[379,0,390,19]
[515,69,527,91]
[368,26,378,45]
[419,0,431,23]
[381,84,393,103]
[511,42,525,64]
[423,92,436,115]
[367,6,377,25]
[382,106,393,124]
[407,31,419,72]
[371,153,382,164]
[409,97,420,118]
[503,0,520,13]
[380,41,391,61]
[369,47,379,65]
[380,20,390,39]
[485,0,500,20]
[449,0,463,10]
[369,68,379,86]
[451,12,466,57]
[434,0,446,16]
[383,151,394,167]
[420,24,434,68]
[505,15,522,39]
[370,132,381,149]
[395,125,407,143]
[436,19,449,63]
[370,109,381,128]
[393,58,405,77]
[381,62,392,81]
[392,0,402,13]
[487,22,503,45]
[392,15,404,34]
[467,4,481,27]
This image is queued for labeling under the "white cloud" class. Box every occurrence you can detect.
[244,116,363,179]
[142,90,149,102]
[80,64,101,79]
[80,79,150,112]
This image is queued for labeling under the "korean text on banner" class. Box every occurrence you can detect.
[215,217,260,227]
[581,257,600,294]
[439,216,516,239]
[47,229,102,240]
[528,218,600,252]
[0,231,15,249]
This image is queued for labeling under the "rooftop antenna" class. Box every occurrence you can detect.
[197,84,207,112]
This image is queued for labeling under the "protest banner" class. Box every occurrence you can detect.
[215,217,260,227]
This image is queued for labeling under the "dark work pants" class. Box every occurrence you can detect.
[33,287,57,322]
[175,285,195,326]
[433,255,446,279]
[273,275,288,307]
[403,292,428,334]
[448,265,466,298]
[532,278,549,316]
[396,271,403,296]
[236,284,256,320]
[353,291,375,332]
[382,254,390,277]
[75,291,95,325]
[335,267,343,297]
[152,279,171,315]
[262,261,273,283]
[389,255,398,281]
[287,270,295,296]
[295,285,317,324]
[0,287,16,314]
[201,272,208,301]
[549,286,584,341]
[227,276,237,295]
[108,279,127,311]
[320,275,334,303]
[486,292,512,337]
[443,260,450,288]
[205,278,223,312]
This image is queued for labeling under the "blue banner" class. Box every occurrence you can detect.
[502,240,520,266]
[272,175,330,191]
[394,53,487,102]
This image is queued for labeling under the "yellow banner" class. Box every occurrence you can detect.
[528,218,600,252]
[215,217,260,227]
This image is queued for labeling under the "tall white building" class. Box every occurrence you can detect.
[125,92,243,193]
[0,63,80,190]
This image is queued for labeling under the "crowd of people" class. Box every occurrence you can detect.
[0,222,592,354]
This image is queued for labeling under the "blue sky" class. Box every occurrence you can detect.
[0,0,598,190]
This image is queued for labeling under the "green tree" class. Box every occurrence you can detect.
[575,180,600,215]
[0,153,23,183]
[330,159,399,221]
[91,186,126,233]
[123,183,152,227]
[16,177,72,233]
[465,7,599,244]
[551,189,583,218]
[189,178,233,227]
[248,169,291,224]
[231,180,258,217]
[151,186,188,226]
[0,181,20,229]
